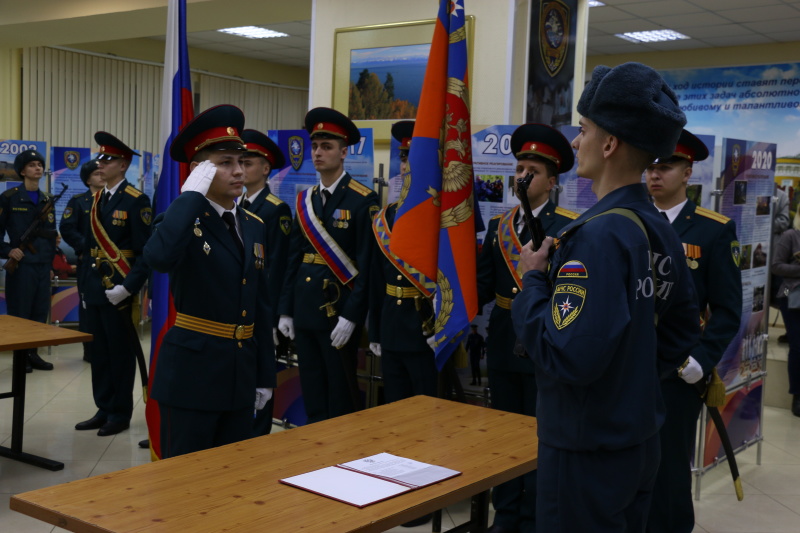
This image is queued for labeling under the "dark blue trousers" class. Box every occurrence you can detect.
[381,348,438,403]
[488,367,538,532]
[160,403,253,458]
[538,434,660,533]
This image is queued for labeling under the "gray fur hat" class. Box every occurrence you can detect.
[577,62,686,159]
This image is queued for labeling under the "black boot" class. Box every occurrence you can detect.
[792,395,800,417]
[28,349,54,371]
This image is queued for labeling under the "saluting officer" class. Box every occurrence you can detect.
[476,123,578,533]
[144,105,276,458]
[368,120,438,404]
[239,128,291,437]
[60,158,104,362]
[74,132,151,437]
[645,130,742,533]
[278,107,379,423]
[0,149,56,372]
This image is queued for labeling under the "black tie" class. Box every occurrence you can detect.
[660,211,669,222]
[104,191,112,206]
[322,189,332,206]
[221,211,244,258]
[242,198,251,209]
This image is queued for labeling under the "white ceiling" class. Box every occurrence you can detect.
[162,0,800,68]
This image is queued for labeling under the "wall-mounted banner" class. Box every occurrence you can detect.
[0,140,47,194]
[51,147,91,263]
[659,63,800,157]
[527,0,579,126]
[267,129,374,216]
[716,137,775,390]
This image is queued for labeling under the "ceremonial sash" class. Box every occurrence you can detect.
[90,189,131,277]
[296,187,358,288]
[372,204,436,297]
[497,206,525,290]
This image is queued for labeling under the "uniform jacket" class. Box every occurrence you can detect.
[60,190,94,257]
[0,186,56,264]
[84,180,151,305]
[477,201,578,373]
[279,173,379,330]
[512,183,699,451]
[671,200,742,375]
[368,202,432,352]
[144,192,276,411]
[246,185,291,328]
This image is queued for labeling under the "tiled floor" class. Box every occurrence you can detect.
[1,334,799,532]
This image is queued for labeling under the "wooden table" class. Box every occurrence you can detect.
[0,315,92,471]
[11,395,538,532]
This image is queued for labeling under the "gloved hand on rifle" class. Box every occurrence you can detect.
[369,342,382,356]
[330,317,355,349]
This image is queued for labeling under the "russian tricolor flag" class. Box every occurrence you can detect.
[145,0,194,460]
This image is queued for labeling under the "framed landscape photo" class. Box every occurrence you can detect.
[332,17,474,142]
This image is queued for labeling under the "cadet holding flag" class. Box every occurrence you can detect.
[60,158,104,362]
[278,107,379,423]
[476,123,578,533]
[645,129,742,533]
[0,149,57,372]
[75,132,152,437]
[144,105,276,457]
[368,120,438,404]
[512,62,701,532]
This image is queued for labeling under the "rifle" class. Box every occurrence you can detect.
[4,183,68,274]
[514,172,546,251]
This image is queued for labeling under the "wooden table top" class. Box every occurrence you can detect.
[11,395,538,533]
[0,315,91,351]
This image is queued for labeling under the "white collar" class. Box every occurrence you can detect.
[659,199,688,224]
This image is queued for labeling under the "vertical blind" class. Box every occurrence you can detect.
[21,47,308,156]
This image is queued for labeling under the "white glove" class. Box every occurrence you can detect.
[330,317,356,348]
[105,285,131,306]
[181,160,216,195]
[273,327,279,346]
[278,315,295,340]
[678,356,704,384]
[369,342,382,356]
[255,388,273,410]
[427,335,437,350]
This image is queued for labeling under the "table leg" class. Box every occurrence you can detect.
[0,349,64,471]
[432,509,442,532]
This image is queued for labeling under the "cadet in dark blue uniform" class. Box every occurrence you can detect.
[239,128,291,437]
[144,105,276,458]
[512,62,701,532]
[60,158,104,362]
[477,123,578,533]
[278,107,379,423]
[368,120,438,404]
[0,149,56,372]
[645,130,742,533]
[74,132,152,437]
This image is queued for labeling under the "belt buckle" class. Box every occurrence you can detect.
[395,286,404,298]
[234,325,245,340]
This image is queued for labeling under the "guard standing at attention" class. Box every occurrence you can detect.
[239,128,291,436]
[144,105,276,458]
[477,123,578,533]
[278,107,379,423]
[511,62,701,532]
[0,149,57,372]
[368,120,438,404]
[74,132,151,437]
[60,158,104,362]
[645,129,742,533]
